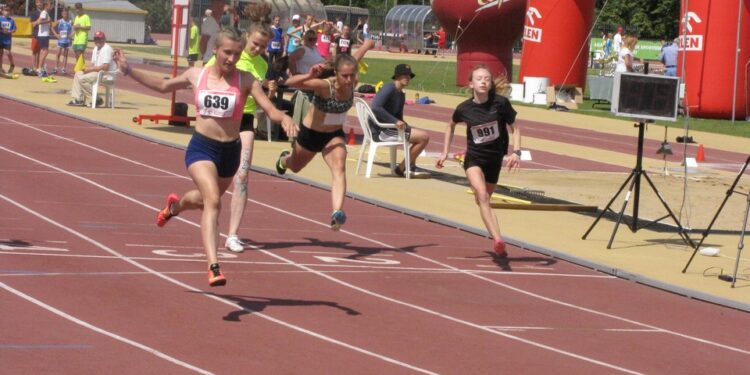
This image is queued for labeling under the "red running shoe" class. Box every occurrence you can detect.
[156,193,180,227]
[208,263,226,287]
[494,239,507,258]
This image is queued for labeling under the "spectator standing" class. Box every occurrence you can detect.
[29,1,41,72]
[615,35,638,73]
[613,26,623,55]
[0,6,17,74]
[288,29,323,75]
[52,7,72,75]
[604,32,613,58]
[370,64,431,178]
[72,3,91,64]
[660,37,679,77]
[200,8,220,64]
[362,18,369,39]
[317,22,334,59]
[220,4,232,28]
[267,15,283,64]
[67,31,116,107]
[335,17,343,33]
[34,1,52,76]
[333,25,352,56]
[286,14,302,55]
[187,17,199,67]
[436,26,446,50]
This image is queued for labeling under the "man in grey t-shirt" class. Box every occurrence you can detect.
[200,11,220,64]
[660,38,679,77]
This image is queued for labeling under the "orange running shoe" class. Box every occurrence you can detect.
[208,263,226,287]
[494,239,507,258]
[156,193,180,227]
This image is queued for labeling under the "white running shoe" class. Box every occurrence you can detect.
[225,236,245,253]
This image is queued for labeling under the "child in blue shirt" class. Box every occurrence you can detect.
[52,8,72,74]
[0,6,17,73]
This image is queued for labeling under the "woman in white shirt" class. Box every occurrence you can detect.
[615,35,638,73]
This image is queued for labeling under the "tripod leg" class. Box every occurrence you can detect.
[583,170,635,240]
[730,194,749,288]
[607,174,639,249]
[683,155,750,273]
[641,171,695,248]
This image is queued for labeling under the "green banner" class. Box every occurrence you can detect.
[590,38,663,61]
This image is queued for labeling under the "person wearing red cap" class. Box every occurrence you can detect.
[613,26,624,55]
[67,31,116,106]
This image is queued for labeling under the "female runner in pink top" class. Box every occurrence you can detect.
[114,28,296,286]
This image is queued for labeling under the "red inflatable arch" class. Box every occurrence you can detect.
[431,0,526,86]
[517,0,596,89]
[679,0,750,119]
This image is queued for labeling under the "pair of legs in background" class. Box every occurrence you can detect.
[0,44,15,73]
[379,126,430,177]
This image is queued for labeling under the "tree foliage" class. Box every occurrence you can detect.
[595,0,681,39]
[131,0,172,33]
[323,0,681,39]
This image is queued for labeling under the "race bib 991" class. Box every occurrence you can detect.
[472,121,500,144]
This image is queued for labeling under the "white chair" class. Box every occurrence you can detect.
[353,97,410,179]
[254,109,274,141]
[91,70,117,109]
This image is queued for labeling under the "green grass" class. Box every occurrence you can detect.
[118,44,172,57]
[113,46,749,138]
[359,57,750,138]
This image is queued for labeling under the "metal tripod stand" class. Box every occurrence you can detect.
[682,155,750,287]
[582,121,695,249]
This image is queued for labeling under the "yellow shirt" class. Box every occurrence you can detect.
[206,51,268,114]
[72,14,90,45]
[188,24,199,55]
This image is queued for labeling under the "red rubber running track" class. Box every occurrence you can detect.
[1,98,749,374]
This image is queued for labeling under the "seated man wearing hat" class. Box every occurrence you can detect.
[369,64,431,178]
[67,30,117,106]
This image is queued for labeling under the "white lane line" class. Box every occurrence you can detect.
[485,326,663,333]
[0,269,467,278]
[5,116,750,357]
[0,192,437,375]
[0,244,68,252]
[0,251,608,277]
[0,281,213,374]
[0,148,644,374]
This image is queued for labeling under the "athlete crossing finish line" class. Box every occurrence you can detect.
[113,28,296,287]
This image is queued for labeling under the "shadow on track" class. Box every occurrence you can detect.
[246,237,435,260]
[193,292,361,322]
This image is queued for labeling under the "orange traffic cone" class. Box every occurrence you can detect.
[347,128,356,145]
[696,144,705,162]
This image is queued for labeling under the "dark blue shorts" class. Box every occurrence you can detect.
[185,131,241,178]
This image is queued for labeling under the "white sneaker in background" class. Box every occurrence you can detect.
[225,236,245,253]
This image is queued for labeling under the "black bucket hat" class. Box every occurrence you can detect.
[392,64,415,79]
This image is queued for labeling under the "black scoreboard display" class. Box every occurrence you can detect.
[611,72,681,122]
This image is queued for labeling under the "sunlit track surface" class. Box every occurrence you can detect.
[1,98,749,374]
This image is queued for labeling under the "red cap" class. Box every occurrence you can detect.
[94,31,105,39]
